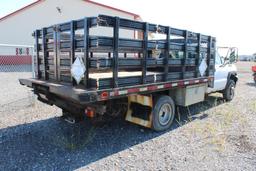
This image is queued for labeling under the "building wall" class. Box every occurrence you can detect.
[0,0,136,46]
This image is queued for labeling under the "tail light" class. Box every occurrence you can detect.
[85,107,95,118]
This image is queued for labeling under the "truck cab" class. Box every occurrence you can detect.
[207,47,238,101]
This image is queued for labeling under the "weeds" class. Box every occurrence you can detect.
[50,125,98,151]
[175,107,184,127]
[250,100,256,112]
[186,99,248,152]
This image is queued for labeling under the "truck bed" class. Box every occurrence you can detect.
[20,14,216,104]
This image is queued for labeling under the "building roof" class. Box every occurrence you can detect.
[0,0,140,22]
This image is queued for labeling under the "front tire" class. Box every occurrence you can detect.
[152,95,175,131]
[223,80,236,101]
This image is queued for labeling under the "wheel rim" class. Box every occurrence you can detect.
[230,85,235,99]
[158,103,172,126]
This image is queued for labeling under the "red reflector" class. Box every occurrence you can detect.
[101,92,108,99]
[85,107,95,118]
[189,80,194,84]
[128,88,139,93]
[178,81,184,86]
[164,83,171,88]
[148,85,157,91]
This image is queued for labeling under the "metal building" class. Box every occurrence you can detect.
[0,0,141,46]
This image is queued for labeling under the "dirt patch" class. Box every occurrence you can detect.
[228,134,256,153]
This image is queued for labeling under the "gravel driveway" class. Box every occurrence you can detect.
[0,72,33,106]
[0,62,255,170]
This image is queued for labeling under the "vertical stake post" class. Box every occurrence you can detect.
[165,27,170,81]
[196,33,201,78]
[70,21,75,85]
[182,30,188,79]
[113,17,120,88]
[35,30,40,79]
[41,28,47,80]
[83,18,89,88]
[142,22,148,84]
[53,26,58,81]
[206,36,212,76]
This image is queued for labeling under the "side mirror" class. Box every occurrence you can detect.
[229,52,237,63]
[229,48,238,63]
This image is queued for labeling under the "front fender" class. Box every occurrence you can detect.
[227,72,238,86]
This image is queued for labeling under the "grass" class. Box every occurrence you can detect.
[250,100,256,112]
[50,125,98,151]
[183,98,248,152]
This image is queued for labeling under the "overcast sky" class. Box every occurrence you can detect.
[0,0,255,55]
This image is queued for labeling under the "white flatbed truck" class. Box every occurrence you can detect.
[20,15,238,131]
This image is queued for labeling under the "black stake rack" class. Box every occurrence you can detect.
[34,15,216,90]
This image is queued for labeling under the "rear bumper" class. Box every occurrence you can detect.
[19,78,98,104]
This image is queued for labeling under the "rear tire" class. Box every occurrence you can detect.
[152,95,175,131]
[223,80,236,101]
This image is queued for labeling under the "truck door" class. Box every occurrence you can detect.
[213,53,228,91]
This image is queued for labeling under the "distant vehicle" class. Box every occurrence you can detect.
[238,55,253,61]
[19,15,238,131]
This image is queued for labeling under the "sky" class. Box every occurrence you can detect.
[0,0,35,17]
[0,0,255,55]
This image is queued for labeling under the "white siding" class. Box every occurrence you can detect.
[0,0,136,45]
[0,44,33,55]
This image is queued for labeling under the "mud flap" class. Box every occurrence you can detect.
[125,95,153,128]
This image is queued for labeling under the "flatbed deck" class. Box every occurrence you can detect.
[20,76,211,104]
